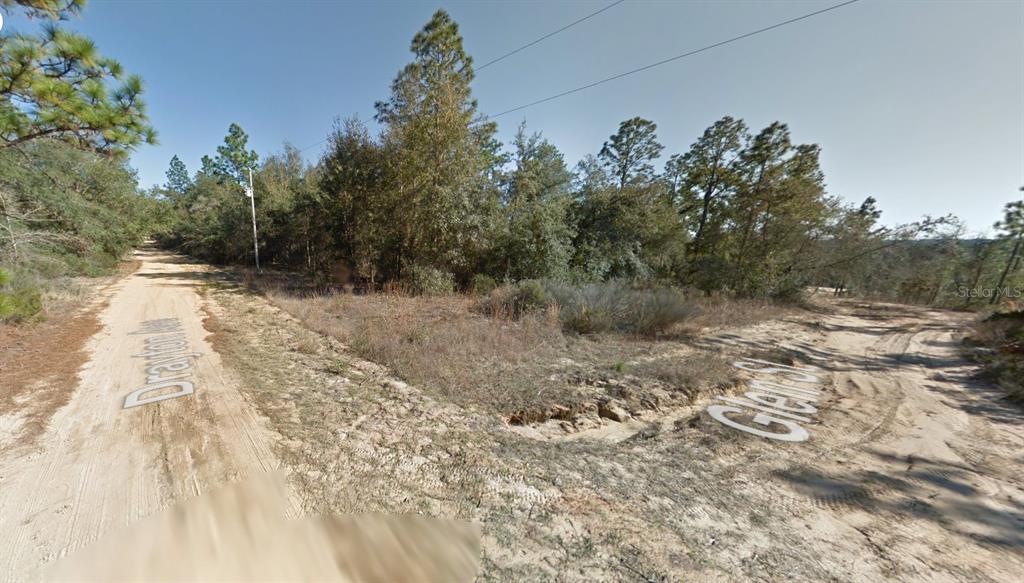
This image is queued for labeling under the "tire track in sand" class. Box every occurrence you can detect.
[0,246,281,580]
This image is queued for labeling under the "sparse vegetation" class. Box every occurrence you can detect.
[969,309,1024,402]
[260,279,761,422]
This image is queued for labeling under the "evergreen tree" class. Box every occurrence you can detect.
[0,0,84,19]
[204,123,258,184]
[494,124,574,280]
[573,120,684,281]
[374,9,499,280]
[320,116,395,283]
[0,0,156,154]
[670,116,748,255]
[726,122,830,296]
[599,117,663,189]
[164,155,191,194]
[991,199,1024,304]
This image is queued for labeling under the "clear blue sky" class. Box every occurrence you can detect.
[5,0,1022,233]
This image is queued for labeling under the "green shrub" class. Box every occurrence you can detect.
[404,264,454,296]
[631,287,699,336]
[478,280,550,319]
[769,274,807,304]
[469,273,498,295]
[543,279,697,336]
[970,310,1024,402]
[0,269,43,323]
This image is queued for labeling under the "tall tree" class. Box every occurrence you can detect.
[164,155,191,194]
[670,116,748,254]
[0,1,84,19]
[726,122,830,296]
[0,0,155,154]
[573,120,684,281]
[494,124,574,280]
[321,116,394,282]
[599,117,663,189]
[374,9,499,279]
[202,123,258,184]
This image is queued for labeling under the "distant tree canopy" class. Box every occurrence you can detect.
[0,0,155,155]
[157,9,1019,308]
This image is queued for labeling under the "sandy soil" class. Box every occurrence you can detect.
[204,280,1024,580]
[2,247,1023,581]
[0,247,280,580]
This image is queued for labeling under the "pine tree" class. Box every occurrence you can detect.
[599,117,664,189]
[669,116,748,255]
[0,0,156,154]
[208,123,258,184]
[374,9,499,279]
[991,199,1024,304]
[164,155,191,194]
[0,1,84,19]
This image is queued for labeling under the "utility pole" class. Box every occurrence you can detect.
[246,168,261,273]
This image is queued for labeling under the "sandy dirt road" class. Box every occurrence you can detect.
[0,247,280,580]
[688,301,1024,581]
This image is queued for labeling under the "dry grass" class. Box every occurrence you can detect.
[259,282,775,424]
[629,351,738,399]
[682,296,792,331]
[267,291,576,415]
[0,285,108,452]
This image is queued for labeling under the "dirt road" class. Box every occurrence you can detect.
[688,301,1024,580]
[0,247,281,580]
[2,248,1023,581]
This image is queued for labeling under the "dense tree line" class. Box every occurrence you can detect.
[159,10,1023,305]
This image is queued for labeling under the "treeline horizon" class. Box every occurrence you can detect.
[3,4,1020,321]
[155,10,1021,307]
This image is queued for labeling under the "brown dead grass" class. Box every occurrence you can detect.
[267,292,576,415]
[629,351,737,399]
[682,296,792,331]
[260,287,760,425]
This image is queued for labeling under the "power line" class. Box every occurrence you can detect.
[476,0,627,72]
[298,0,860,153]
[489,0,861,118]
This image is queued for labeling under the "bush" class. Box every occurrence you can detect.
[404,264,454,296]
[543,279,698,336]
[631,287,699,336]
[478,280,550,319]
[477,279,698,335]
[0,269,43,323]
[469,273,498,295]
[543,280,617,334]
[769,274,807,303]
[970,310,1024,402]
